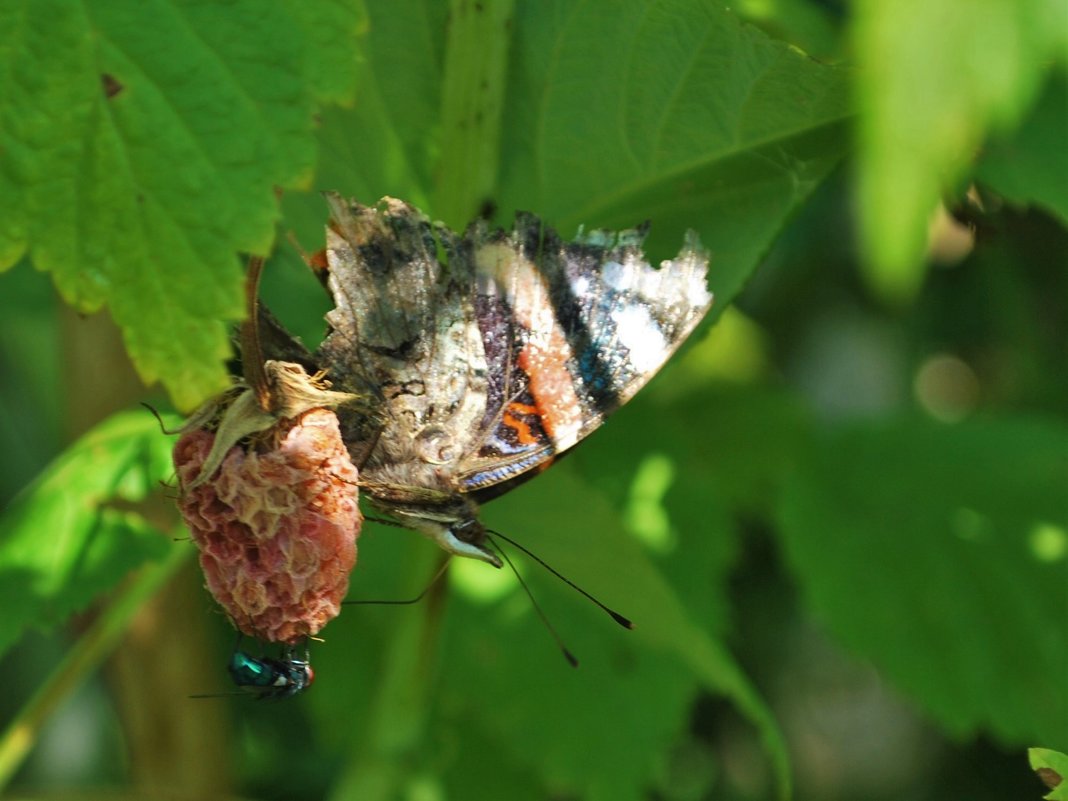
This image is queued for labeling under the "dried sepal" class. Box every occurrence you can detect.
[264,361,364,419]
[181,360,362,491]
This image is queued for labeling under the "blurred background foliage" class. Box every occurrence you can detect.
[0,1,1065,800]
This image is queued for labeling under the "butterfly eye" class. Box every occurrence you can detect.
[452,518,484,544]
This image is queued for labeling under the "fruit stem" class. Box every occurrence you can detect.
[240,256,271,412]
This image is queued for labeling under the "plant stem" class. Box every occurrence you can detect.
[0,545,188,791]
[433,0,516,227]
[326,543,450,801]
[240,255,271,411]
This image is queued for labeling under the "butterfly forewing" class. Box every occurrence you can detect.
[457,217,713,494]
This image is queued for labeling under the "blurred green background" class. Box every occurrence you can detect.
[0,1,1065,800]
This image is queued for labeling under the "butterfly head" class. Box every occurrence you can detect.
[376,494,503,568]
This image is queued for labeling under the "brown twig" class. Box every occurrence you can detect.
[240,256,270,412]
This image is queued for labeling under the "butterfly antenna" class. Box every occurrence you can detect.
[486,529,633,630]
[343,556,451,606]
[487,535,578,668]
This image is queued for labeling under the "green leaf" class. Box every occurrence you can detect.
[579,379,812,519]
[291,0,368,104]
[443,458,790,800]
[0,0,364,410]
[497,0,851,312]
[0,410,180,659]
[0,266,63,493]
[441,594,698,801]
[977,72,1068,223]
[289,0,851,315]
[1030,748,1068,800]
[734,0,845,62]
[852,0,1067,301]
[570,381,813,651]
[439,723,550,801]
[278,0,446,249]
[777,417,1068,748]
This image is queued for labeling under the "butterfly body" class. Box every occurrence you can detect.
[311,195,713,564]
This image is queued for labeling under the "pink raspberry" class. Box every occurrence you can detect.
[174,408,361,644]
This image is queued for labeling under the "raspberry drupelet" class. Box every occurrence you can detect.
[174,406,361,644]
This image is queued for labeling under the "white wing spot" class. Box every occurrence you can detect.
[611,305,669,373]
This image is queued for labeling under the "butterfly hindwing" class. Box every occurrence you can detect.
[317,194,490,477]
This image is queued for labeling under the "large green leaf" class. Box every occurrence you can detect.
[438,457,789,800]
[0,0,364,410]
[285,0,851,317]
[852,0,1067,300]
[277,0,446,258]
[497,1,851,310]
[0,410,181,659]
[777,417,1068,748]
[578,377,812,520]
[976,72,1068,224]
[439,723,552,801]
[284,0,446,232]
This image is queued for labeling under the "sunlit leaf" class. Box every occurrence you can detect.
[1030,748,1068,800]
[0,0,364,409]
[283,0,446,238]
[733,0,844,61]
[0,410,180,659]
[852,0,1066,300]
[284,0,851,318]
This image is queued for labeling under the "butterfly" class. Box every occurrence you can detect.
[264,194,713,567]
